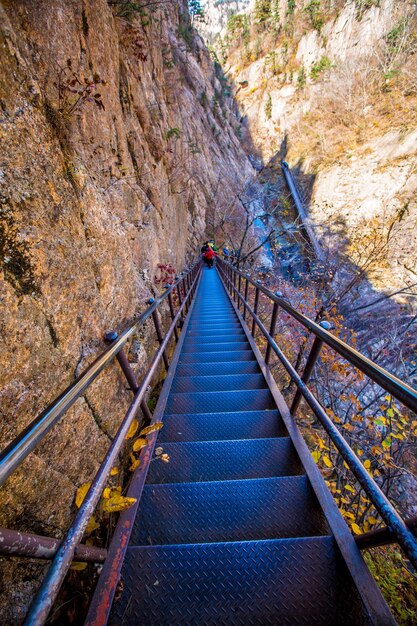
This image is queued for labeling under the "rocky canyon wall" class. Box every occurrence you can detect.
[203,0,417,300]
[0,1,253,620]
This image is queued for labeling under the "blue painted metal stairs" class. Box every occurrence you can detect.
[107,268,389,625]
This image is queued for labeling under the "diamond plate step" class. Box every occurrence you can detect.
[179,350,256,363]
[171,373,267,393]
[187,318,242,326]
[166,389,275,414]
[146,438,303,483]
[159,410,287,442]
[110,538,368,626]
[186,329,245,338]
[182,341,250,353]
[184,333,246,344]
[174,361,261,377]
[131,476,329,545]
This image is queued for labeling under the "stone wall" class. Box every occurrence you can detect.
[0,1,253,620]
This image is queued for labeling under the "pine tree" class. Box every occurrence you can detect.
[188,0,204,21]
[254,0,272,23]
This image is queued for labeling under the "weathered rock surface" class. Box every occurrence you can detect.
[205,0,417,301]
[0,1,252,620]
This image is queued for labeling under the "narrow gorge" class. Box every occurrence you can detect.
[0,0,416,624]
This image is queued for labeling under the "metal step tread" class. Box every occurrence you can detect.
[146,438,303,483]
[111,537,368,625]
[171,373,267,393]
[130,476,329,545]
[185,330,246,339]
[159,410,287,442]
[166,388,276,414]
[179,350,256,363]
[182,341,250,353]
[175,361,261,377]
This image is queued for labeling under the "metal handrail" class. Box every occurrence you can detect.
[281,161,325,262]
[0,262,200,487]
[218,259,417,414]
[217,261,417,569]
[23,262,202,625]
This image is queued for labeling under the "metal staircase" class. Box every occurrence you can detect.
[4,260,416,624]
[87,267,395,625]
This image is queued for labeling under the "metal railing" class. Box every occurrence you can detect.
[217,259,417,569]
[0,260,202,625]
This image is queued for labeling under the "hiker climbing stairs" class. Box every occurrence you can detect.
[88,267,394,625]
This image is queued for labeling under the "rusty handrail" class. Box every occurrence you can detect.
[217,261,417,570]
[0,527,107,563]
[218,259,417,414]
[23,262,202,625]
[0,262,200,487]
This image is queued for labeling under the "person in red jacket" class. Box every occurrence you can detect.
[203,247,217,269]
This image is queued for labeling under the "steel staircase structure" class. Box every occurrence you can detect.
[85,267,397,625]
[1,260,417,625]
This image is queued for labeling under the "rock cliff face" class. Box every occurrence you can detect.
[0,1,252,620]
[199,0,251,43]
[203,0,417,299]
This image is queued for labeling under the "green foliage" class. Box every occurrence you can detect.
[364,547,417,624]
[310,55,332,80]
[254,0,271,23]
[297,64,306,87]
[286,0,296,16]
[264,93,272,119]
[166,127,181,140]
[386,18,407,53]
[271,0,280,27]
[108,1,149,23]
[188,0,204,21]
[177,12,194,48]
[265,50,279,76]
[355,0,380,18]
[303,0,323,32]
[227,13,246,35]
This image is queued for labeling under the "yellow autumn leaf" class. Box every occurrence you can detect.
[322,455,332,468]
[85,515,100,534]
[351,523,362,535]
[133,437,147,452]
[311,451,321,463]
[363,460,371,470]
[110,467,119,476]
[102,494,137,513]
[102,487,111,499]
[125,419,139,440]
[139,422,164,437]
[345,485,355,493]
[70,561,88,571]
[368,516,378,525]
[75,483,91,508]
[130,456,141,472]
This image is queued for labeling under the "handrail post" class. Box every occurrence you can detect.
[166,287,179,342]
[148,301,170,371]
[243,276,249,321]
[265,297,280,366]
[251,281,261,337]
[232,271,238,303]
[237,273,242,310]
[104,332,153,422]
[176,275,183,308]
[290,320,332,415]
[181,276,188,314]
